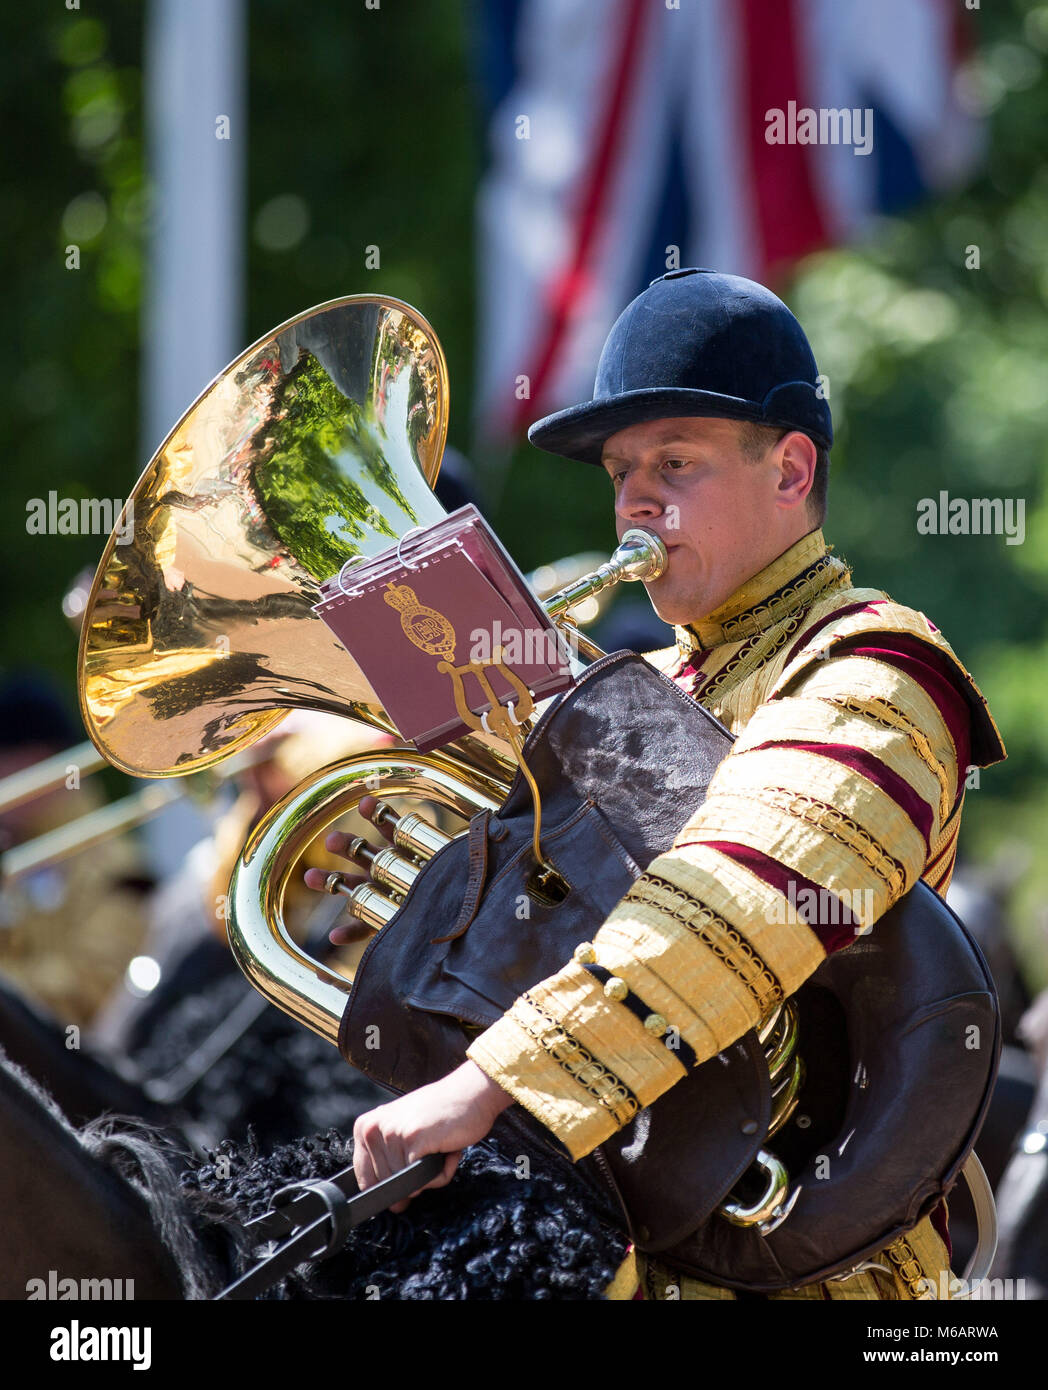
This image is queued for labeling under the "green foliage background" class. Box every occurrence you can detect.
[2,2,1046,980]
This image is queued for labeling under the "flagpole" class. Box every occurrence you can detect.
[142,0,246,459]
[139,0,246,874]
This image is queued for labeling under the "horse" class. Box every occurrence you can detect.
[0,1045,628,1301]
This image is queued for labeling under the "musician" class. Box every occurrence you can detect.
[314,269,1006,1299]
[0,674,150,1028]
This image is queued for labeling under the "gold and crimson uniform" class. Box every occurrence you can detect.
[466,529,1006,1300]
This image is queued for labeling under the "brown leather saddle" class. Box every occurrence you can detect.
[338,651,1000,1290]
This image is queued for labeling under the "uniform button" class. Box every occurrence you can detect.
[604,977,629,1002]
[741,1120,759,1136]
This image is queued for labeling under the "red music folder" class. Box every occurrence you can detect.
[312,507,575,751]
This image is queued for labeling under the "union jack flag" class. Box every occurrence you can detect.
[474,0,981,443]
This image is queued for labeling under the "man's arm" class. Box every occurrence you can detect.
[346,617,1001,1190]
[465,636,975,1160]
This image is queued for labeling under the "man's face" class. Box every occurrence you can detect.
[601,416,814,627]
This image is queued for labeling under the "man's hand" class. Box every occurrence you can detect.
[302,795,397,945]
[306,801,515,1207]
[353,1060,514,1212]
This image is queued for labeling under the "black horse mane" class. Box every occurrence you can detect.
[3,1049,628,1300]
[177,1129,629,1300]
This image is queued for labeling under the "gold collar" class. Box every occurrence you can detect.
[674,530,850,654]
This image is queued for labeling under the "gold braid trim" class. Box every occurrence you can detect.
[924,803,963,894]
[884,1235,935,1300]
[698,608,811,707]
[819,692,952,825]
[924,855,955,894]
[749,785,908,905]
[514,994,639,1128]
[931,798,963,856]
[715,557,852,644]
[628,873,784,1017]
[676,530,847,652]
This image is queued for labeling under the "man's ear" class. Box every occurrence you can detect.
[775,431,817,509]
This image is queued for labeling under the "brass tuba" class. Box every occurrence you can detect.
[77,295,666,1047]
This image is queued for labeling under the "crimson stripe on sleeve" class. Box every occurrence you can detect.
[698,840,860,954]
[780,601,887,669]
[741,739,936,846]
[840,640,972,783]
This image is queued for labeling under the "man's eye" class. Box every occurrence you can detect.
[664,458,689,471]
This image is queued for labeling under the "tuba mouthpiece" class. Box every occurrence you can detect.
[612,528,668,582]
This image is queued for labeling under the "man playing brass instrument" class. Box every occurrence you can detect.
[309,269,1005,1300]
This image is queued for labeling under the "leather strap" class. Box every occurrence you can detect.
[431,809,491,943]
[215,1154,446,1300]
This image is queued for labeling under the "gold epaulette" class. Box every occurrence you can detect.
[768,597,1006,768]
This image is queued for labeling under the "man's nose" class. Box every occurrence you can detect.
[615,472,663,522]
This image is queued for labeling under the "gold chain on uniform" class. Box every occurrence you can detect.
[714,557,851,643]
[692,599,824,709]
[712,786,908,906]
[701,616,802,701]
[884,1235,936,1300]
[821,692,953,826]
[627,873,784,1016]
[516,994,639,1127]
[678,567,859,723]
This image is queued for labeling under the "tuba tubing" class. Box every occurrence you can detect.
[227,749,503,1046]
